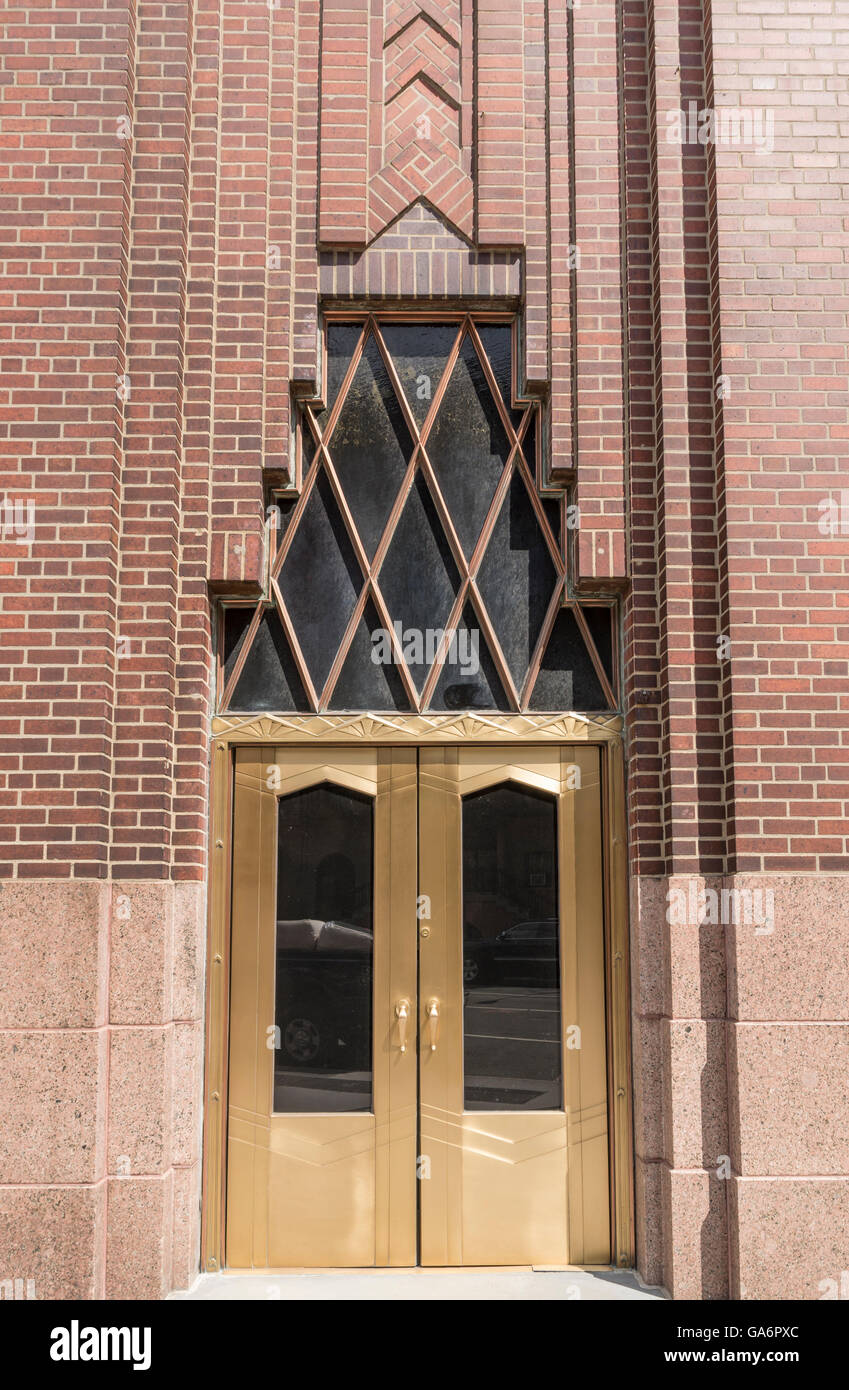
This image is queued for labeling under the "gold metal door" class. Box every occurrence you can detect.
[418,744,610,1266]
[225,741,610,1269]
[226,744,418,1267]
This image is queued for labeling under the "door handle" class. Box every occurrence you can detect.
[425,998,440,1051]
[395,998,411,1053]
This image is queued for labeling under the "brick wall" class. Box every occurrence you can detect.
[0,0,846,1301]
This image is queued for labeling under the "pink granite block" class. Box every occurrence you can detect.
[106,1173,173,1300]
[107,1027,172,1177]
[663,876,726,1020]
[662,1020,728,1171]
[630,874,666,1017]
[632,1016,664,1160]
[663,1167,729,1301]
[0,881,108,1028]
[728,1023,849,1176]
[0,1183,106,1300]
[109,882,173,1026]
[172,881,205,1023]
[727,875,849,1022]
[171,1162,201,1293]
[729,1177,849,1300]
[171,1021,202,1168]
[0,1030,107,1183]
[635,1155,665,1289]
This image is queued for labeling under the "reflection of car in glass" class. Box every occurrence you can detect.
[275,919,372,1069]
[477,918,559,985]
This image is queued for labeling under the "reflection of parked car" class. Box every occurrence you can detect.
[275,919,372,1069]
[463,923,485,983]
[477,919,559,985]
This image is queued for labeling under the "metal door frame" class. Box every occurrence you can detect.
[200,710,633,1273]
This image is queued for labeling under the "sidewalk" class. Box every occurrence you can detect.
[171,1267,667,1301]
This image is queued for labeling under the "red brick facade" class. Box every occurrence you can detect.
[0,0,847,1299]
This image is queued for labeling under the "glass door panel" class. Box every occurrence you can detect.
[227,745,417,1269]
[418,745,610,1267]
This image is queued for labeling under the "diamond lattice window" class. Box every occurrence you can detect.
[219,315,617,714]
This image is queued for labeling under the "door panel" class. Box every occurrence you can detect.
[227,745,417,1267]
[418,745,610,1266]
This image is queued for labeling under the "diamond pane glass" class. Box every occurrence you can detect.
[427,602,510,711]
[476,473,557,691]
[378,473,460,693]
[474,323,523,432]
[332,597,408,711]
[425,336,509,559]
[580,604,615,690]
[380,322,458,430]
[218,318,616,717]
[230,608,309,711]
[330,335,412,559]
[315,322,362,433]
[529,607,608,710]
[279,468,362,695]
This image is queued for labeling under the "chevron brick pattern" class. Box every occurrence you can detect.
[369,1,472,240]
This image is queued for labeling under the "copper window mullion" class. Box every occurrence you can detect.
[270,425,322,579]
[322,322,368,446]
[369,320,425,450]
[269,577,321,712]
[519,575,567,708]
[319,442,373,583]
[465,452,515,580]
[417,578,471,709]
[466,316,522,451]
[412,320,466,450]
[571,601,618,710]
[368,448,420,578]
[317,583,371,712]
[367,576,423,712]
[415,444,469,581]
[514,446,566,579]
[466,580,522,711]
[219,600,264,710]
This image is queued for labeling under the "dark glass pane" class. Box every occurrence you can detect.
[271,496,298,556]
[279,468,362,696]
[529,607,608,710]
[329,335,412,559]
[222,606,254,688]
[477,472,557,690]
[331,597,410,711]
[378,473,460,693]
[462,784,562,1110]
[230,608,309,712]
[580,604,616,691]
[475,322,523,432]
[427,602,510,711]
[301,426,316,472]
[380,322,458,430]
[275,785,374,1112]
[522,414,537,472]
[541,492,562,549]
[315,323,362,433]
[426,336,509,558]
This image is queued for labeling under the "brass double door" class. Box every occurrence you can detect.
[227,743,610,1268]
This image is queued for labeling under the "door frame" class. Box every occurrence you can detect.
[200,710,633,1274]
